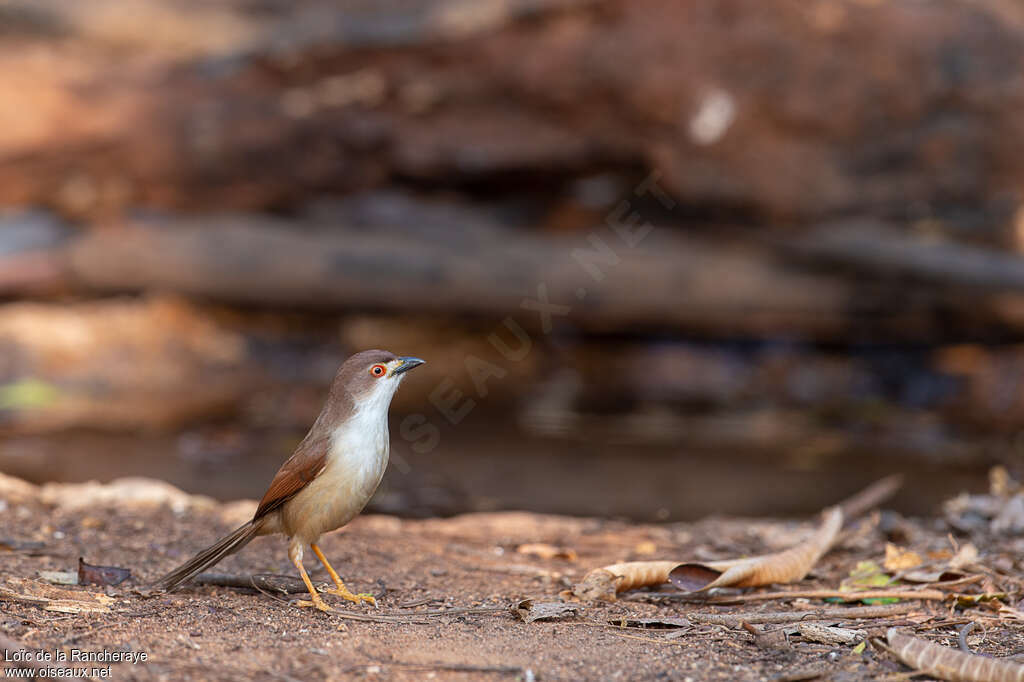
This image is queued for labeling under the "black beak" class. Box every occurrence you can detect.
[393,357,425,375]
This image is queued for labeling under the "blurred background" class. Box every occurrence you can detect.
[1,0,1022,521]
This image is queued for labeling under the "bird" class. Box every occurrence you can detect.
[152,349,425,611]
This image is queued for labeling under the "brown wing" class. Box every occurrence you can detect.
[254,433,329,519]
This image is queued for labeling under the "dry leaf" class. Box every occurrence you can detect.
[992,495,1024,535]
[743,623,791,651]
[516,543,577,562]
[887,628,1024,682]
[884,543,922,572]
[78,557,131,586]
[840,560,893,592]
[634,541,657,556]
[567,475,900,601]
[0,577,114,613]
[569,507,844,599]
[669,506,844,593]
[513,599,580,623]
[949,543,979,572]
[568,561,678,601]
[989,466,1019,497]
[38,571,78,585]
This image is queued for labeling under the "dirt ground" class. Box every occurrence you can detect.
[1,474,1022,681]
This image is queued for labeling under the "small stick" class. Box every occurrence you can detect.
[351,661,526,675]
[837,474,903,523]
[687,602,918,626]
[705,588,948,604]
[957,622,977,654]
[193,573,312,594]
[329,605,509,624]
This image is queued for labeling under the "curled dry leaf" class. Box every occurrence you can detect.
[78,557,131,586]
[568,508,843,599]
[568,561,679,601]
[886,628,1024,682]
[567,475,900,601]
[669,507,844,592]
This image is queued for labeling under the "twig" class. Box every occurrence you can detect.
[567,619,689,646]
[646,587,950,604]
[350,661,526,676]
[687,603,919,627]
[359,649,530,677]
[705,588,948,604]
[397,597,441,609]
[60,621,122,646]
[957,622,978,654]
[837,474,903,523]
[927,575,984,590]
[329,606,509,624]
[193,573,313,595]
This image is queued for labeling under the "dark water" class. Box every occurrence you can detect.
[0,416,988,521]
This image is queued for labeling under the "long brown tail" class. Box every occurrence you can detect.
[153,519,262,592]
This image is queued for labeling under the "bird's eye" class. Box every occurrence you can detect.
[370,364,387,377]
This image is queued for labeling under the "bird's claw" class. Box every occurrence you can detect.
[326,587,377,606]
[296,597,333,613]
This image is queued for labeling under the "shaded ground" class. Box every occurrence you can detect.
[1,475,1022,681]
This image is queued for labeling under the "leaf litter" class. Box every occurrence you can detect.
[1,471,1022,679]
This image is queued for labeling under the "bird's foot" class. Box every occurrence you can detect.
[326,586,376,606]
[296,593,333,613]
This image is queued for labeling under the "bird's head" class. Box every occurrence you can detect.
[335,349,425,408]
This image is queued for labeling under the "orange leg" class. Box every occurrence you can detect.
[289,542,332,612]
[311,543,376,606]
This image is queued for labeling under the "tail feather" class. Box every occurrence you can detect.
[153,520,261,592]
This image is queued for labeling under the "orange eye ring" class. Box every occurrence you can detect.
[370,364,387,377]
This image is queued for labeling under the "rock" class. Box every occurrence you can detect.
[39,477,217,513]
[0,471,39,503]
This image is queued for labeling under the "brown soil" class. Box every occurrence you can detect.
[1,477,1022,681]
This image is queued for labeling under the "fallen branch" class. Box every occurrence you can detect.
[193,573,312,595]
[66,215,851,335]
[686,602,918,627]
[836,474,904,523]
[328,605,509,624]
[886,627,1024,682]
[706,588,948,604]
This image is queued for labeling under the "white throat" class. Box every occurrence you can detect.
[328,377,402,485]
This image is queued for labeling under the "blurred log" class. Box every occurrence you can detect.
[5,202,1024,341]
[65,212,854,336]
[0,0,1022,229]
[792,221,1024,290]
